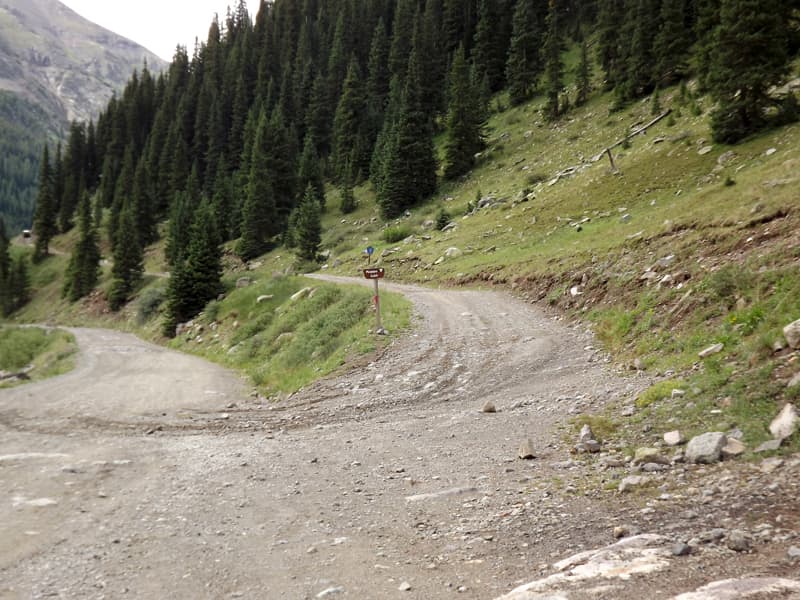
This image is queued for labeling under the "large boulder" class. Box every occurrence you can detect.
[685,432,727,464]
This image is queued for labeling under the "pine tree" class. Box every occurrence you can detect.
[163,202,223,337]
[596,0,625,90]
[62,191,101,301]
[339,168,357,214]
[332,58,368,182]
[472,0,506,92]
[443,45,486,180]
[293,185,322,262]
[506,0,546,106]
[653,0,692,86]
[543,0,564,120]
[694,0,722,91]
[298,133,326,207]
[8,255,31,312]
[376,48,438,219]
[623,0,660,99]
[0,217,11,315]
[575,36,592,106]
[108,201,143,311]
[708,0,791,143]
[32,145,57,263]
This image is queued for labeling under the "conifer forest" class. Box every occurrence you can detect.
[24,0,800,331]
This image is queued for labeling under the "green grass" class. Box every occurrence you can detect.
[169,276,412,395]
[0,325,77,387]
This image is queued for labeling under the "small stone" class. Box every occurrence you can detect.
[788,546,800,561]
[398,582,412,592]
[444,247,463,258]
[578,424,595,444]
[316,587,344,598]
[721,438,746,458]
[760,457,784,474]
[765,147,777,156]
[769,403,798,440]
[257,294,274,303]
[634,447,668,465]
[784,319,800,349]
[613,525,630,539]
[698,145,713,155]
[518,440,536,460]
[619,475,648,493]
[236,277,252,288]
[755,439,782,453]
[664,431,686,446]
[482,401,497,413]
[583,439,601,453]
[698,343,724,358]
[671,389,686,399]
[672,542,692,556]
[727,530,751,552]
[787,373,800,388]
[685,432,727,464]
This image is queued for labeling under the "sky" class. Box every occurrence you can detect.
[59,0,252,62]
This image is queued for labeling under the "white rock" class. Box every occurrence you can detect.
[672,577,800,600]
[578,424,595,444]
[663,431,686,446]
[769,403,798,441]
[783,319,800,349]
[721,438,746,458]
[698,343,724,358]
[444,247,463,258]
[619,475,648,492]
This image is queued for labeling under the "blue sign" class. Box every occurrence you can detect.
[366,246,374,256]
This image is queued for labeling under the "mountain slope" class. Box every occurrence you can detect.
[0,0,166,233]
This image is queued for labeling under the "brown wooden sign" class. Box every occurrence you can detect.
[363,268,385,279]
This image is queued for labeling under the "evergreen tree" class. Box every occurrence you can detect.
[293,185,322,261]
[332,58,368,182]
[472,0,506,92]
[575,36,592,106]
[653,0,692,86]
[0,217,11,315]
[376,48,438,219]
[506,0,546,106]
[165,189,195,266]
[298,133,326,207]
[163,202,223,337]
[543,0,564,120]
[339,168,357,214]
[709,0,791,143]
[596,0,625,90]
[108,201,143,311]
[623,0,660,99]
[443,45,486,180]
[237,109,279,260]
[8,255,30,312]
[32,145,57,263]
[62,191,101,302]
[694,0,722,91]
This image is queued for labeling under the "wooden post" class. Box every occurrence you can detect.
[605,147,619,173]
[373,278,383,333]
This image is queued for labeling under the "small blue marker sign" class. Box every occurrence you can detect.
[366,246,374,256]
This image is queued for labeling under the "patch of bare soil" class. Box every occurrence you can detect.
[0,280,797,599]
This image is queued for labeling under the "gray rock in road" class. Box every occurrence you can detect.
[726,530,751,552]
[672,542,691,556]
[482,401,497,413]
[685,432,727,464]
[518,439,536,460]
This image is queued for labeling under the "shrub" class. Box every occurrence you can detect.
[382,225,412,244]
[136,287,165,324]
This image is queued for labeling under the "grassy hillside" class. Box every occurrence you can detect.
[8,72,800,448]
[0,325,77,387]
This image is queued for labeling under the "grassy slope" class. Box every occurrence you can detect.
[9,62,800,448]
[0,325,77,387]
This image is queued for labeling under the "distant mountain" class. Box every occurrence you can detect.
[0,0,166,233]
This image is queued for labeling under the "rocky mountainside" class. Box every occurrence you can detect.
[0,0,166,233]
[0,0,165,125]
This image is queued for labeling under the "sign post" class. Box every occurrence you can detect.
[363,267,385,334]
[365,246,374,264]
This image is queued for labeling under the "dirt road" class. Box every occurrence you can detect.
[1,280,798,599]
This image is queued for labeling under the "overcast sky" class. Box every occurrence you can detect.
[60,0,253,61]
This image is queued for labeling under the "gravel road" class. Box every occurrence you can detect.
[1,279,798,599]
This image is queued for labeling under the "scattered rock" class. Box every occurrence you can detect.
[482,401,497,413]
[663,431,686,447]
[257,294,274,304]
[769,403,798,440]
[721,438,746,458]
[518,439,536,460]
[316,587,344,598]
[613,525,631,539]
[398,582,412,592]
[726,530,751,552]
[717,151,737,166]
[236,277,252,288]
[765,147,777,156]
[619,475,648,492]
[633,447,669,465]
[578,424,595,444]
[685,432,727,464]
[673,578,800,600]
[754,439,782,453]
[760,457,784,474]
[672,542,691,557]
[290,287,313,302]
[698,145,713,155]
[444,247,463,258]
[787,373,800,388]
[783,319,800,348]
[698,343,724,358]
[788,546,800,561]
[582,440,601,453]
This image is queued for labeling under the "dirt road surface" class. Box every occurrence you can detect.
[1,279,798,599]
